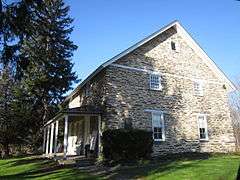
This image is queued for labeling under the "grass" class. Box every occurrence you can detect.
[0,155,98,180]
[0,154,239,179]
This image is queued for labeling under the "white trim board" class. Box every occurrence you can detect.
[145,109,168,114]
[63,20,236,104]
[111,63,224,85]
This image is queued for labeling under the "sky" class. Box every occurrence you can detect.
[65,0,240,87]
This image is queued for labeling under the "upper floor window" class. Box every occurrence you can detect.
[150,73,162,90]
[194,80,203,96]
[152,112,165,141]
[197,114,208,141]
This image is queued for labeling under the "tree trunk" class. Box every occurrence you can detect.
[2,143,9,158]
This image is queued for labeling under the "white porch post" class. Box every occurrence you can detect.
[63,115,69,159]
[42,127,46,154]
[46,125,50,155]
[54,120,59,156]
[98,115,101,157]
[50,123,54,155]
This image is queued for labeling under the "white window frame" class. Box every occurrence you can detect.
[197,114,208,141]
[151,112,165,141]
[194,80,204,96]
[149,73,162,91]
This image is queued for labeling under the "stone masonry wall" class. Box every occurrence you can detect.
[102,27,236,155]
[67,26,236,155]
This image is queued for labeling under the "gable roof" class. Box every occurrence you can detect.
[63,20,236,104]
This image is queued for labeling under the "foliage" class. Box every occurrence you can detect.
[0,0,78,154]
[102,129,153,162]
[18,0,78,147]
[229,79,240,151]
[0,67,34,156]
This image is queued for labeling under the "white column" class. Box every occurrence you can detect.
[46,125,50,155]
[98,115,101,157]
[83,116,88,155]
[68,121,72,155]
[84,116,90,145]
[64,115,69,159]
[43,127,46,154]
[54,120,59,156]
[50,123,54,155]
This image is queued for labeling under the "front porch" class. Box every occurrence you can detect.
[42,106,102,159]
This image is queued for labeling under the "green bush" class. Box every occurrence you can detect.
[102,129,153,162]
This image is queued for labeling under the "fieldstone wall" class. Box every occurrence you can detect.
[102,26,236,154]
[67,26,236,155]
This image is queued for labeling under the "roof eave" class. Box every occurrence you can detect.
[62,20,236,105]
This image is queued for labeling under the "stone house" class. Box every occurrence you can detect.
[42,21,236,158]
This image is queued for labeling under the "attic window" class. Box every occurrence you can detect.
[171,41,176,51]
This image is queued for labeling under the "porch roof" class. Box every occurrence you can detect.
[44,105,102,127]
[61,105,102,114]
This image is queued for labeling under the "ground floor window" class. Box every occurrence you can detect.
[152,112,165,141]
[198,114,208,141]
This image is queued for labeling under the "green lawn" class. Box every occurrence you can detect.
[0,154,239,180]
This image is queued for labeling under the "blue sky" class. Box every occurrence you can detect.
[65,0,240,87]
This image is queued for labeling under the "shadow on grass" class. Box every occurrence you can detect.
[100,153,240,179]
[102,153,211,179]
[0,156,98,180]
[0,153,239,180]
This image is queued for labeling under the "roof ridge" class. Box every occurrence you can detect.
[63,20,236,104]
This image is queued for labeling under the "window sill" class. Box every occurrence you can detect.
[154,139,165,142]
[150,88,162,91]
[199,139,209,142]
[194,94,204,97]
[154,139,165,145]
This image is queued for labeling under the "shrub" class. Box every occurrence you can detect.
[102,129,153,162]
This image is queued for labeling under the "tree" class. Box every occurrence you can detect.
[0,0,77,154]
[19,0,78,145]
[0,67,31,156]
[0,68,15,156]
[229,78,240,151]
[0,0,33,156]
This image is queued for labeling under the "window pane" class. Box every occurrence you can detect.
[158,131,162,139]
[198,116,205,128]
[152,113,164,140]
[200,128,206,139]
[198,115,207,140]
[150,74,161,90]
[194,81,203,95]
[152,114,160,127]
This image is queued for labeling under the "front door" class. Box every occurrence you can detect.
[67,122,77,155]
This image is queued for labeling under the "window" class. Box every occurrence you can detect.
[194,80,203,96]
[152,112,165,141]
[198,114,208,141]
[171,41,176,50]
[150,74,162,90]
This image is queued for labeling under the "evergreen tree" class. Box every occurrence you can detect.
[0,0,77,153]
[0,0,33,156]
[20,0,78,144]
